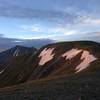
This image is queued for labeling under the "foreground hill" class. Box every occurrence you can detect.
[0,41,100,89]
[0,72,100,100]
[29,41,100,80]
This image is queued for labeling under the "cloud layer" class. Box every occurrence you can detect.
[0,0,100,46]
[0,34,54,52]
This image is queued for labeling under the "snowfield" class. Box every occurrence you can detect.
[39,48,97,73]
[38,48,55,65]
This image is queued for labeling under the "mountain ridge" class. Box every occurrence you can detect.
[0,41,99,88]
[0,41,99,99]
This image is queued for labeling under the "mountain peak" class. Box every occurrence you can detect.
[0,45,37,70]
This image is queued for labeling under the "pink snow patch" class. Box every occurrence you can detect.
[62,48,82,60]
[38,48,55,65]
[75,50,97,73]
[62,48,97,73]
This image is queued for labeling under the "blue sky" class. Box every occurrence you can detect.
[0,0,100,42]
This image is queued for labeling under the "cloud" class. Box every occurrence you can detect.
[0,0,100,43]
[0,1,82,26]
[20,25,41,32]
[53,5,100,27]
[0,5,76,23]
[64,30,78,36]
[1,0,99,28]
[0,34,19,51]
[82,18,100,25]
[58,31,100,42]
[0,0,100,28]
[0,34,55,52]
[0,31,100,52]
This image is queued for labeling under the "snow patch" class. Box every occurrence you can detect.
[62,48,82,60]
[75,50,97,73]
[62,48,97,73]
[13,48,20,56]
[0,69,5,74]
[38,48,55,65]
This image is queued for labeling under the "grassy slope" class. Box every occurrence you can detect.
[0,72,100,100]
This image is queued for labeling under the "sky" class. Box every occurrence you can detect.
[0,0,100,51]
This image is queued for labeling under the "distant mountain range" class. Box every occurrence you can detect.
[0,45,37,71]
[0,38,55,52]
[0,41,100,99]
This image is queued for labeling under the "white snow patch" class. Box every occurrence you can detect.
[75,50,97,73]
[38,48,55,65]
[62,48,82,60]
[0,69,5,74]
[13,48,20,56]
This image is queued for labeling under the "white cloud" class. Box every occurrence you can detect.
[64,30,78,36]
[48,27,64,33]
[17,34,47,40]
[20,25,41,32]
[82,18,100,25]
[13,40,22,43]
